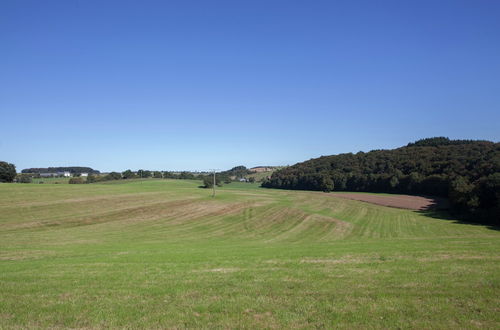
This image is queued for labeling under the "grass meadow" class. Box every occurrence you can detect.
[0,179,499,328]
[31,177,71,184]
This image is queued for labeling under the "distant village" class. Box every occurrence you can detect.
[17,166,281,183]
[20,167,100,178]
[39,171,88,178]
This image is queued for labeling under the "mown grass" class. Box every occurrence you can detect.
[0,179,499,328]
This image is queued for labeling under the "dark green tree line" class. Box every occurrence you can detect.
[21,167,100,174]
[262,138,500,224]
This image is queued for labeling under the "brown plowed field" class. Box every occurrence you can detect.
[331,193,449,211]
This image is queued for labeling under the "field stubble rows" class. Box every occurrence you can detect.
[0,179,499,328]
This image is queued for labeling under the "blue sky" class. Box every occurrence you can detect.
[1,0,499,172]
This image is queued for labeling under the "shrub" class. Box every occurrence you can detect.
[104,172,122,180]
[122,170,136,179]
[18,174,32,183]
[69,177,84,184]
[203,176,213,188]
[202,175,223,188]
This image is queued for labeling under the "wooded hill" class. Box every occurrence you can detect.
[21,167,100,174]
[262,137,500,224]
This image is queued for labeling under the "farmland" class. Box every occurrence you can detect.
[0,179,499,328]
[31,177,71,184]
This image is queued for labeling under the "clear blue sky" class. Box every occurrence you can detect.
[1,0,499,172]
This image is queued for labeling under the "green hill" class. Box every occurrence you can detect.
[0,180,499,328]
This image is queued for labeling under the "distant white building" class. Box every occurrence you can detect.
[80,173,88,177]
[56,171,71,177]
[38,171,72,177]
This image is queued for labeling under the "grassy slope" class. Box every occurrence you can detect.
[0,180,499,328]
[247,171,274,181]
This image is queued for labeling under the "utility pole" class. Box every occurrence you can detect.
[212,170,216,197]
[208,169,219,198]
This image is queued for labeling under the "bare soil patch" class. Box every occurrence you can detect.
[331,193,449,211]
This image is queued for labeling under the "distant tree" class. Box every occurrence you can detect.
[179,171,195,180]
[449,176,479,212]
[406,137,485,147]
[203,176,213,188]
[476,173,500,221]
[389,176,399,190]
[248,177,256,183]
[319,175,334,192]
[104,172,122,180]
[477,173,500,209]
[74,173,81,177]
[18,174,32,183]
[0,161,16,182]
[153,171,163,178]
[163,171,176,179]
[69,177,84,184]
[86,174,97,183]
[407,137,452,147]
[137,169,152,178]
[122,169,136,179]
[202,175,223,188]
[408,172,423,193]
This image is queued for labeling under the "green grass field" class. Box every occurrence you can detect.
[31,177,71,184]
[1,179,499,328]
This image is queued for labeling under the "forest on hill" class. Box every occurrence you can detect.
[262,137,500,224]
[21,167,100,174]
